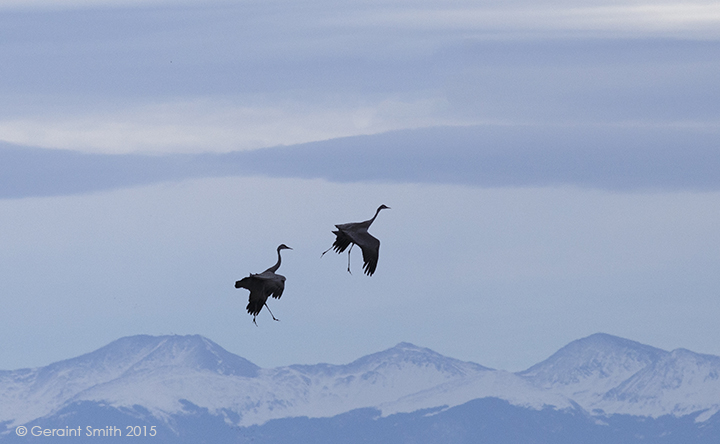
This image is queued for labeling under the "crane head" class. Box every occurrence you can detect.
[277,244,293,251]
[378,204,390,211]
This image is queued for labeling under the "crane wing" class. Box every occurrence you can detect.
[352,231,380,276]
[235,272,286,315]
[248,271,286,299]
[264,273,286,299]
[330,229,353,253]
[235,275,269,316]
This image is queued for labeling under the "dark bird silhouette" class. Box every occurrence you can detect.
[235,244,292,325]
[322,205,390,276]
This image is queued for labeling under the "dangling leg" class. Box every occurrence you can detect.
[252,315,258,327]
[264,302,280,321]
[346,244,354,274]
[321,245,333,257]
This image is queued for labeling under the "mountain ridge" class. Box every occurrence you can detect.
[2,332,720,433]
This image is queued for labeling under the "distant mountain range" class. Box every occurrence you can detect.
[2,333,720,443]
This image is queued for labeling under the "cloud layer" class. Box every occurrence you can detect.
[219,125,720,191]
[1,3,719,154]
[4,124,720,199]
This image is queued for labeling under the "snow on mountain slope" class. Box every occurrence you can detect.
[379,369,574,417]
[0,335,166,425]
[517,333,720,420]
[119,334,259,377]
[3,333,720,430]
[71,341,493,426]
[260,342,491,421]
[519,333,665,392]
[597,348,720,420]
[0,335,257,426]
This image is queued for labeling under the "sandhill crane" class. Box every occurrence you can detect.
[235,244,292,325]
[321,205,390,276]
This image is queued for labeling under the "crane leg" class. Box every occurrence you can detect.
[264,303,280,322]
[321,245,333,257]
[346,244,353,274]
[252,315,258,327]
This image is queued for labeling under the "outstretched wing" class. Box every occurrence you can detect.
[353,231,380,276]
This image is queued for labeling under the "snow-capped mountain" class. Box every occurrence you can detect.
[0,335,258,427]
[0,336,494,429]
[2,332,720,442]
[519,333,720,420]
[599,347,720,420]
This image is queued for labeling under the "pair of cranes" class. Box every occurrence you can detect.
[235,205,390,325]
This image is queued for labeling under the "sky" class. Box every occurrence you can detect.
[1,0,720,373]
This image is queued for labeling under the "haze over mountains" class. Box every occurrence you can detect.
[2,333,720,443]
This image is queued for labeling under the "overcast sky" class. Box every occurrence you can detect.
[1,0,720,372]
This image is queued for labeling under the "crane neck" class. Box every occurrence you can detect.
[368,207,382,226]
[266,248,283,273]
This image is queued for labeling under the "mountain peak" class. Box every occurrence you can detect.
[518,333,666,388]
[34,334,259,381]
[344,342,491,376]
[120,334,259,377]
[393,342,424,350]
[558,333,657,352]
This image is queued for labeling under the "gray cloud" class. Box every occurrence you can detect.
[1,4,718,125]
[3,124,719,199]
[0,142,200,198]
[216,125,720,191]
